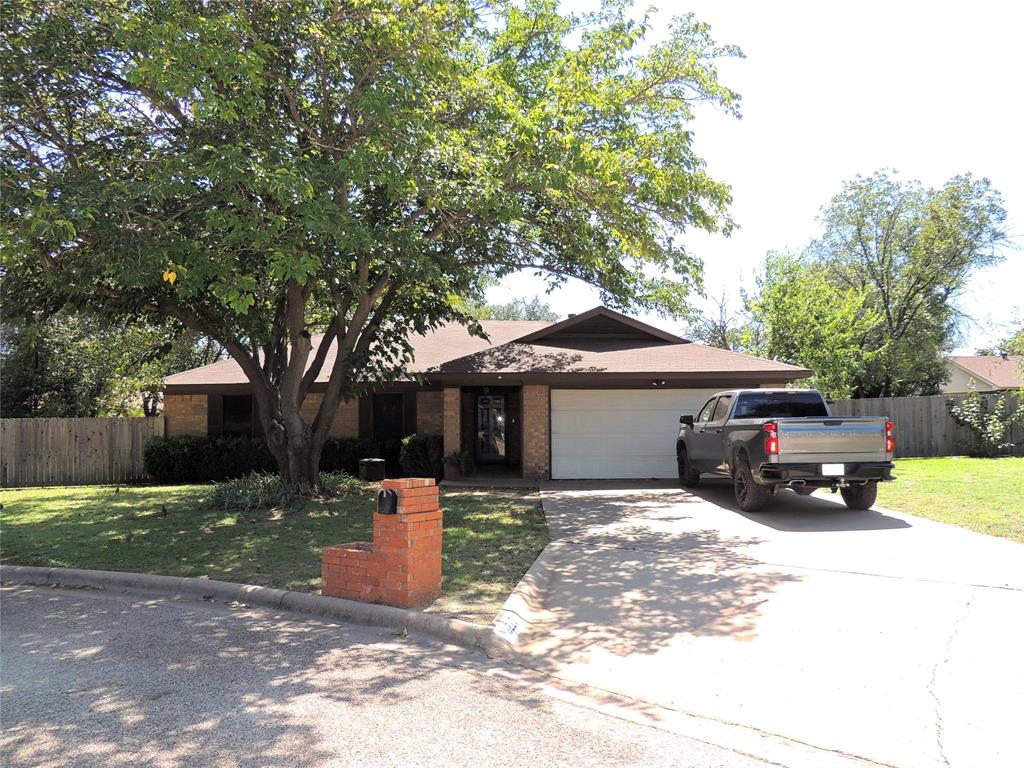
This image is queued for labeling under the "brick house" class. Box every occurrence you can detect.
[162,306,810,480]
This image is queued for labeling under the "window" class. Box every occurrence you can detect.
[733,391,829,419]
[222,395,253,436]
[696,397,718,423]
[372,394,404,441]
[711,395,733,423]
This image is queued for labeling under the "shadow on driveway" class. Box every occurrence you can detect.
[533,484,801,655]
[687,478,912,533]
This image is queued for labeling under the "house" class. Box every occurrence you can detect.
[162,306,810,480]
[941,354,1024,394]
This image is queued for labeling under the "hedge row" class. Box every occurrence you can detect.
[143,435,405,484]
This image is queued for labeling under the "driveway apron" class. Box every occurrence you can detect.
[505,480,1024,768]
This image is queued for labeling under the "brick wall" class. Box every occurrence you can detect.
[164,394,208,437]
[521,384,550,480]
[416,390,444,435]
[321,478,443,608]
[300,393,360,438]
[443,387,461,454]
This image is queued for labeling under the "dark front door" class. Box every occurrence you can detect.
[476,395,507,463]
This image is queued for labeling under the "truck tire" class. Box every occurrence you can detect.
[840,482,878,510]
[733,458,770,512]
[678,447,701,488]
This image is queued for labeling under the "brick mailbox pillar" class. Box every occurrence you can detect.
[321,478,442,609]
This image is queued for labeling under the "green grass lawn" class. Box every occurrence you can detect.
[0,482,548,623]
[874,457,1024,542]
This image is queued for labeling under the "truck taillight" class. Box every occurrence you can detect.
[764,422,779,456]
[885,420,894,454]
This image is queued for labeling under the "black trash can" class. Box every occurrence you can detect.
[358,457,386,482]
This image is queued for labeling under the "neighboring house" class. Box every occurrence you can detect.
[163,306,810,480]
[941,354,1024,394]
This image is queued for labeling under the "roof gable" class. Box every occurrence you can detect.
[512,306,687,345]
[947,355,1024,389]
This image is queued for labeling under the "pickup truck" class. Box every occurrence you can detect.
[676,389,894,512]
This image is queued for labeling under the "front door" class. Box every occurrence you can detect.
[476,395,507,463]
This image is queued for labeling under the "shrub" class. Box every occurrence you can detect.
[400,434,444,478]
[144,436,275,483]
[948,386,1024,457]
[204,470,361,510]
[144,434,402,484]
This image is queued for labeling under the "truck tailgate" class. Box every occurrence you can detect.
[776,418,888,464]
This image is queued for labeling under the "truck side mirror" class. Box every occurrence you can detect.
[680,414,694,427]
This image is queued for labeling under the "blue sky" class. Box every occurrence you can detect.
[486,0,1024,353]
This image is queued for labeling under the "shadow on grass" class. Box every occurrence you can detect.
[0,484,551,622]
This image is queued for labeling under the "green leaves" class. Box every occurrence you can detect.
[949,384,1024,456]
[2,0,741,473]
[744,171,1008,398]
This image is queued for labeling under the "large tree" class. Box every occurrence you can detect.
[746,171,1007,398]
[1,0,740,484]
[812,170,1007,397]
[746,253,883,399]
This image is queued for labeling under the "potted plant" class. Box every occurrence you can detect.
[443,450,473,480]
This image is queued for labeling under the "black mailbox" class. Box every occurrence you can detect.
[359,457,386,482]
[377,488,398,515]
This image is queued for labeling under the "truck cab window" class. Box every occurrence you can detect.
[711,395,733,423]
[696,398,718,423]
[733,392,829,418]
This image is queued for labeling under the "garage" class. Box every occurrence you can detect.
[550,388,722,479]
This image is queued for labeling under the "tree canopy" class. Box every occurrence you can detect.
[742,171,1008,398]
[0,310,223,418]
[472,297,560,321]
[1,0,741,482]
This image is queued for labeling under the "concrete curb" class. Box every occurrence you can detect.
[0,565,493,651]
[485,540,565,659]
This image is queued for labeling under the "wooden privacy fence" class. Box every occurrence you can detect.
[829,393,1023,458]
[0,416,164,488]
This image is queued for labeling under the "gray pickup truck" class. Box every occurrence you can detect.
[676,389,894,512]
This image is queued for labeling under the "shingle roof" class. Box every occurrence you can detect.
[431,338,809,376]
[163,308,809,387]
[948,356,1024,389]
[163,320,550,386]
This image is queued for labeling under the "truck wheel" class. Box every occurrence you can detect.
[733,458,770,512]
[840,483,878,510]
[678,447,701,488]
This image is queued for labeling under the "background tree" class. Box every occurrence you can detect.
[746,253,882,399]
[682,292,759,352]
[1,0,741,485]
[0,309,223,417]
[745,171,1007,398]
[977,320,1024,357]
[472,297,560,322]
[812,170,1007,396]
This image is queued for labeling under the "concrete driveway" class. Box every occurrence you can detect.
[502,479,1024,768]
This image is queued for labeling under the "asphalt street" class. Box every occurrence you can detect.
[0,585,776,768]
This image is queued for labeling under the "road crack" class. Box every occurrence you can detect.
[928,594,975,767]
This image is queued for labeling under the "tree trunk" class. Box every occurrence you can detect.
[284,437,321,487]
[256,387,332,490]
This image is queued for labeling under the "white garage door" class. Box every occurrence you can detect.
[550,388,722,479]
